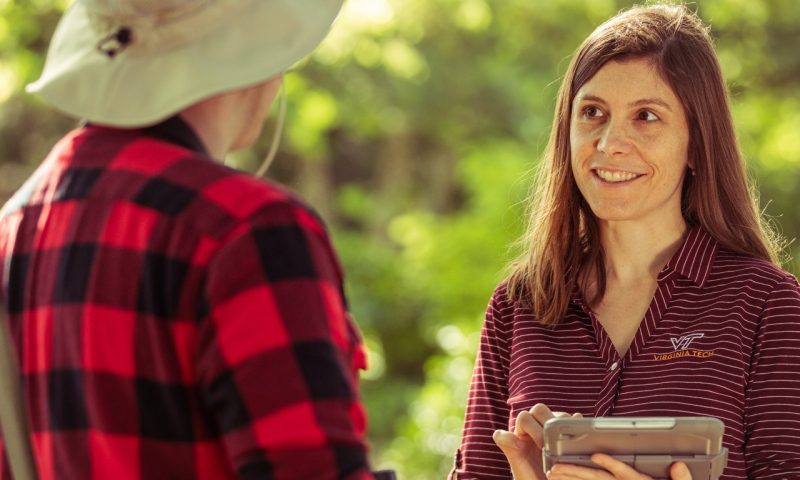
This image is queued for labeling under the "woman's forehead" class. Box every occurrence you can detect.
[573,59,681,108]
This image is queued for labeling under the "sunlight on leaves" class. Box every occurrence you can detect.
[286,89,338,157]
[0,62,17,103]
[761,119,800,168]
[382,39,429,81]
[435,324,466,355]
[353,37,383,69]
[298,90,338,132]
[315,0,396,65]
[718,49,743,80]
[362,334,387,381]
[454,0,492,32]
[343,0,395,29]
[0,16,9,46]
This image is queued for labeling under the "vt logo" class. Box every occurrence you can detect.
[670,333,704,351]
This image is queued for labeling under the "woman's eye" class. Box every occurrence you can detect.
[637,110,659,121]
[582,106,604,118]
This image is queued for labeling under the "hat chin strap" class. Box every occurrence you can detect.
[256,85,287,178]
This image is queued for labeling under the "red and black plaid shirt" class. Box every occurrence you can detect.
[0,117,374,479]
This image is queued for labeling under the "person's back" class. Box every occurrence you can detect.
[0,117,371,478]
[0,1,379,477]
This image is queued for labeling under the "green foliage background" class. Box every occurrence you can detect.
[1,1,798,478]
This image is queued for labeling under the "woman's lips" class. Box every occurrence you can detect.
[593,168,643,183]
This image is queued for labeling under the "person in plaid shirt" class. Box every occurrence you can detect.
[0,0,383,478]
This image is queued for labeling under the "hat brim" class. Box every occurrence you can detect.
[27,0,343,127]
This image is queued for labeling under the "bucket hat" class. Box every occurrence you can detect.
[27,0,344,127]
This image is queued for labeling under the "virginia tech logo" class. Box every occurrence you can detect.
[670,333,705,351]
[654,332,714,361]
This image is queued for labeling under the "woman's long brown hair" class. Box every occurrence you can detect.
[506,4,783,326]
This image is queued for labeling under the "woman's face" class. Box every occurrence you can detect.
[570,58,690,228]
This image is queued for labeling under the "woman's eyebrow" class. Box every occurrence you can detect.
[630,97,673,111]
[575,94,673,112]
[575,94,606,105]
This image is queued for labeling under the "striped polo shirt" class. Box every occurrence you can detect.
[453,227,800,479]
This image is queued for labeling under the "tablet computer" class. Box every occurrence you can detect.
[542,417,728,480]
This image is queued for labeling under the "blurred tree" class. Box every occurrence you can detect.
[1,0,798,478]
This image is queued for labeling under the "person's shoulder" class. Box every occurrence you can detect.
[713,247,799,290]
[109,133,326,239]
[488,279,533,319]
[190,163,327,240]
[490,280,511,305]
[187,157,315,218]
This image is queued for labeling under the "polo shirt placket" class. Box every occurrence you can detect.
[578,266,684,417]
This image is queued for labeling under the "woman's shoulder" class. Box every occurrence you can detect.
[488,279,537,321]
[489,280,516,310]
[713,248,798,289]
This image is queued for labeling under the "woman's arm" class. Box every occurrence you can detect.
[743,274,800,478]
[451,285,514,479]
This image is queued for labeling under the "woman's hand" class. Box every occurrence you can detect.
[547,454,692,480]
[492,403,580,480]
[493,405,691,480]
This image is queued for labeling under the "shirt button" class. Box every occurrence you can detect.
[610,361,619,371]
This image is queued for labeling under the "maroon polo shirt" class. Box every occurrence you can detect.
[453,227,800,479]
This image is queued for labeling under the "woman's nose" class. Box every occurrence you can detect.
[595,119,633,156]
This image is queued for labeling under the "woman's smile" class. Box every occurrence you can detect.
[592,168,644,184]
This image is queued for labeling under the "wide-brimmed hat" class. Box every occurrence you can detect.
[27,0,344,127]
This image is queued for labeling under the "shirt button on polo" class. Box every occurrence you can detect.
[610,361,619,371]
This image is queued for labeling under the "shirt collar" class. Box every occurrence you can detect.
[140,115,209,156]
[571,226,719,305]
[659,226,719,288]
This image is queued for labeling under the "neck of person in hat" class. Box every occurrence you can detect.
[180,76,283,161]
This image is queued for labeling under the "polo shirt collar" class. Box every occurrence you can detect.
[659,226,719,288]
[571,226,720,306]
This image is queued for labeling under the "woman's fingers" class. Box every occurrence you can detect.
[493,428,527,453]
[515,408,547,448]
[547,462,616,479]
[504,405,588,480]
[515,403,583,449]
[669,462,692,480]
[588,455,692,480]
[494,428,548,480]
[531,403,556,424]
[548,455,692,480]
[588,454,650,479]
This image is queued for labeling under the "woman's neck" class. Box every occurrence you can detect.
[598,216,688,284]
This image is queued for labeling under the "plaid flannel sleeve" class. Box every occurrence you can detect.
[196,200,372,480]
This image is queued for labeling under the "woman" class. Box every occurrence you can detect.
[452,4,800,480]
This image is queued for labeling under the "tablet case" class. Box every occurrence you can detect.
[542,417,729,480]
